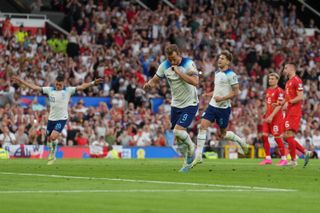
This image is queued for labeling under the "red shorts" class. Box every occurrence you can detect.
[284,115,301,133]
[262,121,283,137]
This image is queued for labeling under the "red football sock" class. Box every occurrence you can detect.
[286,137,296,160]
[262,135,270,156]
[294,140,305,153]
[275,138,285,156]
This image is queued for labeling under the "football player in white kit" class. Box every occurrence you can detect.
[144,44,199,172]
[12,75,103,165]
[191,50,249,168]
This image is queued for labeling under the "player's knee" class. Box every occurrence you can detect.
[283,131,293,139]
[49,133,59,141]
[216,130,226,139]
[173,128,185,140]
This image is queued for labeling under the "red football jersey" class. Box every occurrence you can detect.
[285,76,303,115]
[265,86,284,120]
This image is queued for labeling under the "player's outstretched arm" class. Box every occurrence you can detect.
[76,78,104,91]
[143,75,160,90]
[12,76,41,91]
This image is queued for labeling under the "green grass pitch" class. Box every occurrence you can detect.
[0,159,319,213]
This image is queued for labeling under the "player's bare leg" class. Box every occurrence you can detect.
[47,130,59,165]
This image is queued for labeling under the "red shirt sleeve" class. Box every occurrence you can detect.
[295,77,303,92]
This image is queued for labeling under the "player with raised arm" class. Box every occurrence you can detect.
[12,75,103,165]
[282,63,312,167]
[191,50,249,168]
[143,44,199,172]
[259,72,287,166]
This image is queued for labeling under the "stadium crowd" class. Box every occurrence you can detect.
[0,0,319,154]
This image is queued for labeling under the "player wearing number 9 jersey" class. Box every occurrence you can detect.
[143,44,199,172]
[259,73,287,166]
[282,63,312,167]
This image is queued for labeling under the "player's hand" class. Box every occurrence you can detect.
[143,82,152,90]
[171,66,180,74]
[203,93,212,98]
[264,116,273,123]
[94,78,104,85]
[214,96,224,102]
[282,102,288,111]
[271,103,278,108]
[11,76,22,84]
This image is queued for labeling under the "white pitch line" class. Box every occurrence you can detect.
[0,172,296,192]
[0,189,286,194]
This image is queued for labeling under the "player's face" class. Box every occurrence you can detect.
[167,52,181,65]
[283,64,293,77]
[55,81,64,90]
[268,75,278,87]
[217,55,229,69]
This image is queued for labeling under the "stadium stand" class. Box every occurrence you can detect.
[0,0,319,158]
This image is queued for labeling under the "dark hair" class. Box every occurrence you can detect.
[220,50,233,63]
[165,44,180,56]
[56,75,64,82]
[285,62,297,70]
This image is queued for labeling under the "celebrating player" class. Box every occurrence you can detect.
[191,50,249,168]
[259,72,287,166]
[12,75,103,165]
[143,44,199,172]
[282,63,312,167]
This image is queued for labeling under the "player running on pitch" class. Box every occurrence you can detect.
[143,44,199,172]
[191,50,249,168]
[12,74,103,165]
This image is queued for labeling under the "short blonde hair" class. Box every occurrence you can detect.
[268,72,280,79]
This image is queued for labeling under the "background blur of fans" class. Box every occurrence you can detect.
[0,0,319,155]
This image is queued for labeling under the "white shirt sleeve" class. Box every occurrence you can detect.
[228,72,239,85]
[155,62,165,78]
[66,87,76,95]
[42,87,52,95]
[186,60,198,76]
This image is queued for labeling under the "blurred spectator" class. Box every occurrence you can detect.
[2,17,13,38]
[15,125,29,145]
[30,0,44,12]
[15,25,28,43]
[36,127,47,145]
[0,126,17,146]
[75,132,88,146]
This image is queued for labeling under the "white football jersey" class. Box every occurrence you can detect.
[156,57,199,108]
[42,87,76,120]
[209,69,238,108]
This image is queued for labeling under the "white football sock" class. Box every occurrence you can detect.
[173,129,194,157]
[195,129,207,158]
[224,131,245,146]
